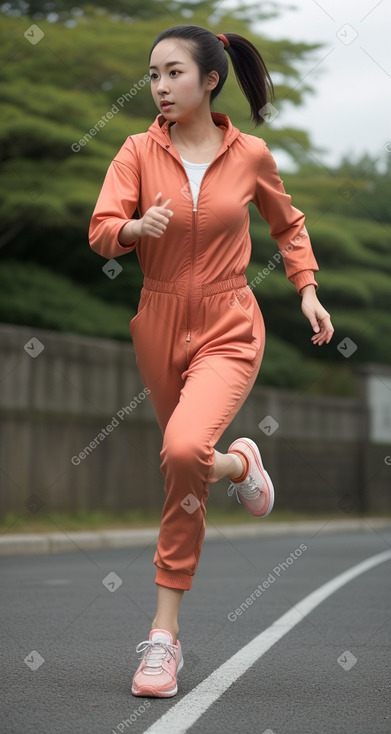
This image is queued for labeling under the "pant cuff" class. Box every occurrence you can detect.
[155,567,193,590]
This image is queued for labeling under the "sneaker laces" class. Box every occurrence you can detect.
[227,474,261,504]
[135,640,177,673]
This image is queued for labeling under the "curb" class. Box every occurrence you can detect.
[1,518,390,557]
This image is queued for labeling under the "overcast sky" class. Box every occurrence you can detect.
[222,0,390,172]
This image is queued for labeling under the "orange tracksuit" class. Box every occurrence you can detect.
[89,111,319,591]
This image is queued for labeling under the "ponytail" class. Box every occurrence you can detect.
[218,32,275,126]
[149,25,275,127]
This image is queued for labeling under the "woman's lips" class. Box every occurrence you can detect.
[161,103,174,109]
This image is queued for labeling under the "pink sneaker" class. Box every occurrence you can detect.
[131,628,184,697]
[227,437,274,517]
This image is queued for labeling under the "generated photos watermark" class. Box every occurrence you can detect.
[71,75,150,152]
[227,229,309,308]
[71,389,150,465]
[111,701,151,732]
[228,543,308,621]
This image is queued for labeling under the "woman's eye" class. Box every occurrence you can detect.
[150,71,180,79]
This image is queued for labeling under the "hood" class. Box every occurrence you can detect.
[147,111,241,150]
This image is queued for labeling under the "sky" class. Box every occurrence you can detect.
[221,0,390,172]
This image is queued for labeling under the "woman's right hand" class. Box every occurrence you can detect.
[139,192,174,238]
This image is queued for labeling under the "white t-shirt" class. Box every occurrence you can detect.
[180,156,212,211]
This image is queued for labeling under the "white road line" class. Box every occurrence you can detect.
[141,549,391,734]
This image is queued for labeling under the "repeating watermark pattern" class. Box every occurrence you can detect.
[337,493,358,514]
[180,493,201,514]
[24,493,44,513]
[337,337,358,358]
[24,650,44,670]
[25,181,44,201]
[24,24,44,45]
[338,181,357,201]
[336,24,358,46]
[71,75,150,152]
[71,389,151,465]
[228,230,309,308]
[228,544,307,621]
[259,415,279,436]
[385,456,391,466]
[337,650,357,671]
[111,702,151,733]
[180,180,193,202]
[24,337,44,358]
[102,259,123,279]
[102,572,123,592]
[385,142,391,153]
[258,103,279,123]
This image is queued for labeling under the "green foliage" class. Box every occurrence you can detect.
[0,10,390,395]
[0,260,133,339]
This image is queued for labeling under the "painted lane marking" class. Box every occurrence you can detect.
[141,549,391,734]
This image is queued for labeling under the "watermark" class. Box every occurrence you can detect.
[338,181,357,201]
[71,75,150,152]
[385,456,391,466]
[337,337,357,358]
[24,337,44,358]
[24,24,44,45]
[71,389,150,465]
[180,493,201,514]
[259,415,279,436]
[103,259,123,279]
[258,102,279,123]
[24,494,44,513]
[228,544,307,621]
[24,650,44,670]
[337,650,357,671]
[102,572,123,592]
[336,24,358,46]
[228,229,309,308]
[111,702,151,732]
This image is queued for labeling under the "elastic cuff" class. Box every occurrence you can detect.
[289,270,319,295]
[117,220,139,248]
[155,567,193,590]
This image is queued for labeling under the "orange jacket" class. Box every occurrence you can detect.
[89,112,319,294]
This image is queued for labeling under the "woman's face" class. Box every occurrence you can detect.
[149,39,218,123]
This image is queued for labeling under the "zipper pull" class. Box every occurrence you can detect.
[186,331,191,342]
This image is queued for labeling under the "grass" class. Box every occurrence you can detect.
[1,508,389,535]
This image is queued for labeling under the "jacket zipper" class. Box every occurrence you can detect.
[168,143,228,345]
[186,208,197,343]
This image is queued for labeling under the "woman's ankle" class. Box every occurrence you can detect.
[151,620,179,643]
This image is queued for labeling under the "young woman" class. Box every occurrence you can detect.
[89,24,334,698]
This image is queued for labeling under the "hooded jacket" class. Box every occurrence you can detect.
[88,112,319,295]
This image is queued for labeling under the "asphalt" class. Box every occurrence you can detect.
[1,519,391,734]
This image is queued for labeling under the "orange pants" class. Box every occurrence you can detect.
[129,273,265,591]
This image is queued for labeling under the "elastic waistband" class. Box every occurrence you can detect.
[143,273,247,296]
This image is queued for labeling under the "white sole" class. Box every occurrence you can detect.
[131,655,184,697]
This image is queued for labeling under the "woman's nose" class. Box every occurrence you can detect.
[156,77,169,93]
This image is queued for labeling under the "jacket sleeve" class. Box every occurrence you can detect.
[251,140,319,294]
[88,137,141,259]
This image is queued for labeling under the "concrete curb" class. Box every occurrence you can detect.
[1,518,390,557]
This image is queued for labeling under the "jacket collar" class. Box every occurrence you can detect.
[147,111,241,151]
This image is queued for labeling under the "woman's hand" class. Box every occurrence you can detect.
[139,192,174,238]
[300,285,334,346]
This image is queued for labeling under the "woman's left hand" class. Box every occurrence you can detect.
[300,285,334,346]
